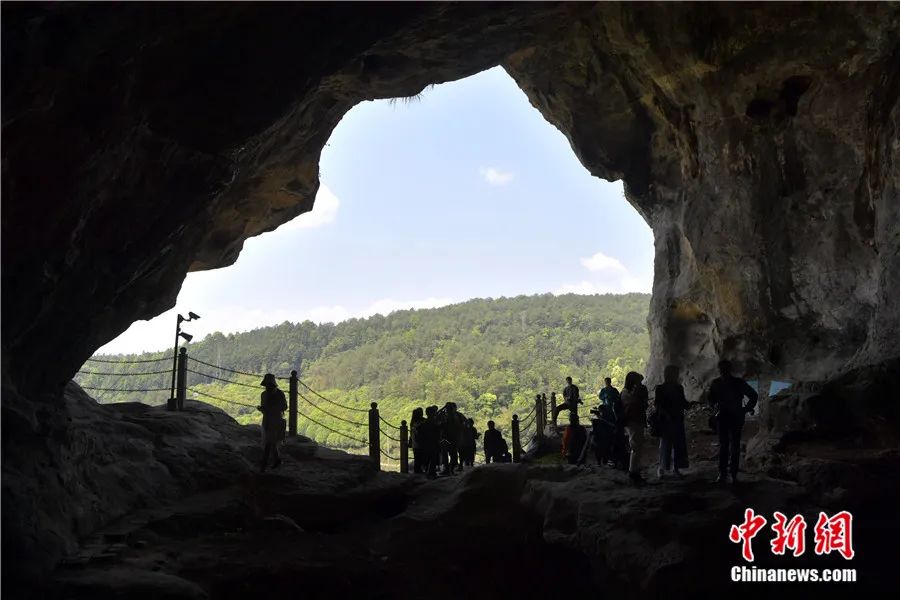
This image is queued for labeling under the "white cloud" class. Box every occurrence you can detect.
[555,250,651,296]
[478,167,514,186]
[279,184,340,231]
[554,277,650,295]
[580,251,627,273]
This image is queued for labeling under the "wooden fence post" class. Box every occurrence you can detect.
[288,370,298,436]
[535,394,544,441]
[400,420,409,473]
[368,402,381,471]
[511,414,521,463]
[176,347,187,411]
[549,392,557,427]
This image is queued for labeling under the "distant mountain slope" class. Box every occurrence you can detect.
[76,293,649,453]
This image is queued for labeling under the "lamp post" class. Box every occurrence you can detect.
[169,311,200,410]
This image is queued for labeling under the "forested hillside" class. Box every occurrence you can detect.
[76,293,650,456]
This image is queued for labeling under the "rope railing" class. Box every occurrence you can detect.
[186,368,260,389]
[297,379,368,413]
[297,406,367,445]
[296,390,366,428]
[78,369,171,377]
[187,387,256,408]
[379,414,400,430]
[379,448,400,461]
[80,385,170,392]
[187,356,264,379]
[521,404,536,421]
[76,352,553,473]
[380,427,401,443]
[85,356,168,364]
[519,411,536,433]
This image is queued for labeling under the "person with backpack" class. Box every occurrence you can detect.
[707,360,758,484]
[258,373,287,472]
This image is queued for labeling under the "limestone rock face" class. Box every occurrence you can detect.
[1,381,395,589]
[3,3,898,400]
[505,4,900,390]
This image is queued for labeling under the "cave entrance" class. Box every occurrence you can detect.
[80,67,654,444]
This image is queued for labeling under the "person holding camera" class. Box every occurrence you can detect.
[707,359,758,484]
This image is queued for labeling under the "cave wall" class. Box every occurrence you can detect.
[3,2,898,401]
[504,3,900,390]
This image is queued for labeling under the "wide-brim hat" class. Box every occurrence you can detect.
[260,373,277,387]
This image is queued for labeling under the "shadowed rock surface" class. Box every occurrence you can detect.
[2,2,899,595]
[3,2,898,397]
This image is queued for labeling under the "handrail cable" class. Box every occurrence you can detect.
[297,406,367,444]
[380,448,400,461]
[80,385,170,392]
[186,368,260,389]
[78,369,171,377]
[85,356,169,364]
[187,356,264,379]
[187,387,256,408]
[296,390,366,428]
[379,414,400,430]
[297,379,368,413]
[380,428,401,443]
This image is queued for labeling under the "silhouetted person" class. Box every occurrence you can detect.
[483,420,508,463]
[599,377,620,408]
[598,377,622,465]
[552,376,582,424]
[708,360,758,484]
[410,407,425,474]
[438,402,464,475]
[460,418,478,466]
[258,373,287,472]
[589,397,616,466]
[621,371,649,482]
[419,405,441,479]
[655,365,694,479]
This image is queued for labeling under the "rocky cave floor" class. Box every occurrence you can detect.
[12,396,900,600]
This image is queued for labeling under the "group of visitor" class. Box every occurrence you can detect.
[256,358,759,486]
[408,402,512,479]
[558,359,758,484]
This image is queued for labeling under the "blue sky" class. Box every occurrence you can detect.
[100,67,653,354]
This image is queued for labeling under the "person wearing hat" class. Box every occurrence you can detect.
[259,373,287,472]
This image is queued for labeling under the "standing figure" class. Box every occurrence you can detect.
[419,405,441,479]
[459,418,478,467]
[707,360,758,484]
[438,402,462,475]
[483,420,508,463]
[654,365,694,479]
[409,407,425,474]
[599,377,622,465]
[259,373,287,472]
[552,376,582,424]
[621,371,649,483]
